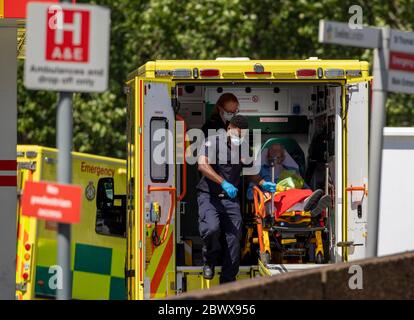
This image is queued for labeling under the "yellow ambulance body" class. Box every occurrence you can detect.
[125,58,372,300]
[16,145,127,300]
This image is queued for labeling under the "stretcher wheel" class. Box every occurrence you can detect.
[260,252,271,265]
[316,252,324,264]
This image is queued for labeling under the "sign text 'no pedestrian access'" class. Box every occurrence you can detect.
[21,181,82,224]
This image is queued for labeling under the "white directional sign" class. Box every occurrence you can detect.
[388,29,414,94]
[390,29,414,54]
[318,20,381,49]
[24,2,110,92]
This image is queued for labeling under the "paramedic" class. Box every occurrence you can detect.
[201,92,240,137]
[197,115,276,283]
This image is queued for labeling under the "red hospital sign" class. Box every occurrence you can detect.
[21,181,82,224]
[25,2,110,92]
[46,7,90,63]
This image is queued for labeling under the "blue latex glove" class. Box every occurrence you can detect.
[261,181,276,193]
[221,180,238,199]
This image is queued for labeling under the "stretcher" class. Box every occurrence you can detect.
[251,186,329,265]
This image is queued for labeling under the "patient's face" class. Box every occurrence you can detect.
[268,144,285,165]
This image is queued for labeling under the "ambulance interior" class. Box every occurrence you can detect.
[175,82,342,267]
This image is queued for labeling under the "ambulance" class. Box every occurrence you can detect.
[16,145,127,300]
[124,58,371,300]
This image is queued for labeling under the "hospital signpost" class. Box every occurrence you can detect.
[319,20,414,258]
[318,20,381,49]
[24,1,110,299]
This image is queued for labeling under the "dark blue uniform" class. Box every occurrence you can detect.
[196,132,243,283]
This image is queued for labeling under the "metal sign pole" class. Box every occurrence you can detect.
[367,27,390,258]
[56,91,73,300]
[55,0,73,302]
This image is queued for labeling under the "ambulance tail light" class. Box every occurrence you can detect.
[325,69,345,78]
[200,69,220,77]
[296,69,316,78]
[21,243,33,282]
[172,69,192,78]
[346,70,362,77]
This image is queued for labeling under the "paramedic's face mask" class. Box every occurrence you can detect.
[227,127,245,146]
[220,102,239,122]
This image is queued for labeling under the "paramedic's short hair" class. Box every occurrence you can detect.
[212,93,239,116]
[230,115,249,130]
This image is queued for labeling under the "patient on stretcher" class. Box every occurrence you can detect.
[247,143,331,218]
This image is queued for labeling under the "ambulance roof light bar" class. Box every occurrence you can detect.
[245,71,272,76]
[200,69,220,77]
[296,69,317,78]
[172,69,192,78]
[346,70,362,77]
[325,69,345,78]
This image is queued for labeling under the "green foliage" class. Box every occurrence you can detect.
[17,0,414,158]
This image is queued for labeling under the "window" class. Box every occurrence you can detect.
[150,117,169,182]
[95,177,126,237]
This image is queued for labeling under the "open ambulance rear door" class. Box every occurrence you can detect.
[126,79,177,300]
[343,81,370,261]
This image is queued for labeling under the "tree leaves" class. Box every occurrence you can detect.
[17,0,414,158]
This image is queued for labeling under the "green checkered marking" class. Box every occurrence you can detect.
[35,266,56,297]
[35,266,75,298]
[74,243,112,275]
[109,277,126,300]
[34,243,126,300]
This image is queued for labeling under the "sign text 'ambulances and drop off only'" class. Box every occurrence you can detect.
[21,181,82,224]
[24,2,110,92]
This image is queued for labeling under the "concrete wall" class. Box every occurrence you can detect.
[173,251,414,300]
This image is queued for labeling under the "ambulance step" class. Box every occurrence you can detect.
[271,226,327,233]
[261,263,325,276]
